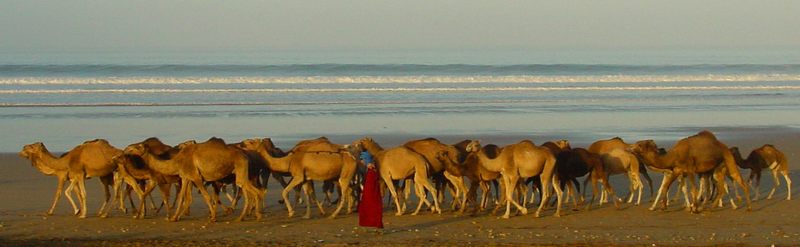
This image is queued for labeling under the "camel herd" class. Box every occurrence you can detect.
[18,130,792,222]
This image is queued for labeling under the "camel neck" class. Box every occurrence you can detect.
[474,150,502,172]
[142,152,180,175]
[731,150,749,169]
[260,149,291,173]
[30,150,68,175]
[364,142,383,156]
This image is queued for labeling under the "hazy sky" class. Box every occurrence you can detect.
[1,0,798,52]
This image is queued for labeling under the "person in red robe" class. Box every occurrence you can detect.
[358,148,383,229]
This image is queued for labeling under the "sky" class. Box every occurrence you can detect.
[1,0,799,52]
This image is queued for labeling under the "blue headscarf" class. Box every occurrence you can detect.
[360,151,374,164]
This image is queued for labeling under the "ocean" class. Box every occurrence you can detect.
[2,50,800,152]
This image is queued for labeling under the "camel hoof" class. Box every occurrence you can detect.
[395,212,403,216]
[99,214,108,219]
[501,214,510,219]
[302,214,311,219]
[746,207,752,212]
[46,211,54,216]
[554,213,561,218]
[78,215,87,219]
[520,208,528,215]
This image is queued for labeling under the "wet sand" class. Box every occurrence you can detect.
[1,127,799,246]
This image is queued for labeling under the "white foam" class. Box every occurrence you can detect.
[1,74,800,85]
[2,85,800,94]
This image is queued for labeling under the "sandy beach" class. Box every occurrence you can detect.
[0,127,798,246]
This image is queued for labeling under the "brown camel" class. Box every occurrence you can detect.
[20,140,121,218]
[466,140,563,218]
[630,130,752,212]
[730,145,791,200]
[240,137,357,219]
[404,138,468,213]
[357,137,441,216]
[126,137,262,222]
[554,146,615,211]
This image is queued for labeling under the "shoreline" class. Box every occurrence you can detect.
[1,126,799,246]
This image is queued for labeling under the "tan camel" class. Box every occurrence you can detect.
[436,146,505,213]
[730,145,791,200]
[404,138,468,213]
[587,137,654,205]
[600,149,644,205]
[240,137,357,219]
[466,140,563,218]
[21,139,121,218]
[126,138,262,222]
[357,137,441,216]
[630,130,752,212]
[19,142,78,216]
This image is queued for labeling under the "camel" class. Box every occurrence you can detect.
[20,140,121,218]
[554,146,615,211]
[459,143,503,212]
[600,149,644,206]
[112,138,191,219]
[404,138,468,213]
[126,137,262,222]
[730,145,791,200]
[587,137,654,204]
[356,137,441,216]
[240,137,357,219]
[466,140,563,218]
[629,130,752,212]
[20,142,78,216]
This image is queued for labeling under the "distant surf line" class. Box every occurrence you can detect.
[1,74,800,85]
[2,85,800,94]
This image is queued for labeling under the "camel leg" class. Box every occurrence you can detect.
[190,180,217,222]
[413,174,440,215]
[650,172,676,211]
[754,170,762,201]
[75,177,88,218]
[626,173,636,204]
[507,175,528,217]
[98,175,115,217]
[630,172,643,206]
[281,177,305,218]
[781,171,792,200]
[727,166,752,211]
[329,177,350,219]
[47,176,67,215]
[444,173,467,214]
[767,169,780,200]
[382,177,404,215]
[170,179,190,221]
[566,181,579,210]
[65,180,79,215]
[551,175,564,217]
[586,177,599,211]
[136,182,158,219]
[412,182,427,215]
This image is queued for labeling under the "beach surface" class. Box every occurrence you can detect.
[1,127,799,246]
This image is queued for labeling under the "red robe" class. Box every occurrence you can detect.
[358,167,383,228]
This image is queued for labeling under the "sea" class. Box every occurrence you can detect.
[2,49,800,152]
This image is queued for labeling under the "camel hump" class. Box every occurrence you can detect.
[420,137,439,142]
[696,130,716,138]
[519,140,535,145]
[611,137,623,141]
[762,144,776,149]
[83,139,107,145]
[206,137,226,145]
[143,137,162,143]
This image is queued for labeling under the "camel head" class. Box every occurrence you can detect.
[629,140,659,158]
[124,143,148,156]
[19,142,46,159]
[554,140,571,150]
[177,140,197,149]
[465,140,481,153]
